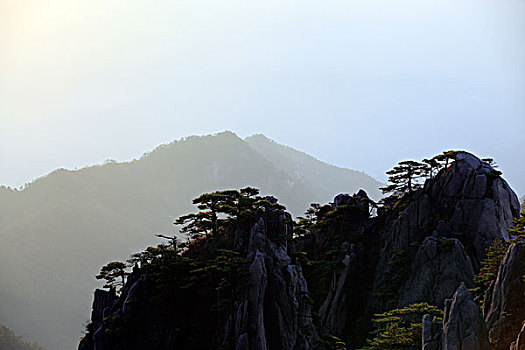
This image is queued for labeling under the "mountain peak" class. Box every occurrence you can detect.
[212,130,241,139]
[245,133,274,142]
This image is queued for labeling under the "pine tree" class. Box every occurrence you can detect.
[473,217,524,308]
[175,187,285,239]
[473,239,506,292]
[96,261,129,293]
[431,150,460,170]
[380,160,427,198]
[482,157,497,168]
[422,158,439,179]
[365,303,442,350]
[508,215,525,243]
[295,203,321,237]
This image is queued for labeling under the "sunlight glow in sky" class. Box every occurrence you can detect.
[1,0,524,194]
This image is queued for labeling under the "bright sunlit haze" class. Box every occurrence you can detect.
[1,1,525,349]
[1,0,523,195]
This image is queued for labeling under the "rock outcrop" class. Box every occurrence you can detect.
[223,212,318,349]
[91,289,117,335]
[79,208,317,350]
[399,236,474,307]
[422,243,525,350]
[296,190,379,347]
[510,323,525,350]
[422,314,443,350]
[318,244,357,336]
[422,283,490,350]
[484,243,525,350]
[374,152,519,309]
[441,283,490,350]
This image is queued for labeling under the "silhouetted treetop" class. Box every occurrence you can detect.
[175,187,285,239]
[380,160,426,198]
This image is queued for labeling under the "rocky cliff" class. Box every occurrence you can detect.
[79,152,523,349]
[422,242,525,350]
[484,242,525,349]
[422,283,490,350]
[79,209,317,350]
[373,152,519,310]
[224,211,317,349]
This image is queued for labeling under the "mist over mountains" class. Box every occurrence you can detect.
[0,131,382,350]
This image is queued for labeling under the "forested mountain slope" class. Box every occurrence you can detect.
[245,134,383,201]
[0,325,43,350]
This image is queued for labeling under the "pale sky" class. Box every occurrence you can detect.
[1,0,524,195]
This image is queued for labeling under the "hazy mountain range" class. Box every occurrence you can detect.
[0,324,43,350]
[0,131,382,350]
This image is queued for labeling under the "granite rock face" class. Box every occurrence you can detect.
[318,245,357,336]
[445,153,519,265]
[421,233,525,350]
[78,289,117,350]
[399,236,475,307]
[484,243,525,350]
[509,323,525,350]
[333,190,369,211]
[422,314,442,350]
[441,283,490,350]
[422,283,490,350]
[91,289,117,334]
[298,190,379,345]
[223,212,318,350]
[374,152,519,309]
[79,209,317,350]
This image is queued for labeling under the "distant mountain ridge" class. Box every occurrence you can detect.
[0,324,43,350]
[245,134,382,202]
[0,131,382,350]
